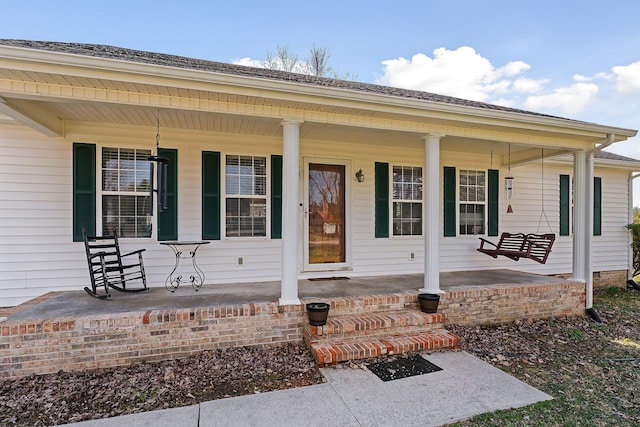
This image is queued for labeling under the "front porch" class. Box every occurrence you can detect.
[0,270,585,378]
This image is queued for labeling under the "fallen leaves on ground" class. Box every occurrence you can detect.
[0,342,323,426]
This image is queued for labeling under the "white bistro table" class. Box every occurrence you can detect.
[159,241,210,292]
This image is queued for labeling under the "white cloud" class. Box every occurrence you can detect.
[524,81,599,114]
[612,61,640,93]
[573,72,615,83]
[513,78,549,93]
[501,61,530,76]
[233,57,265,68]
[573,74,591,82]
[594,72,614,81]
[377,46,530,102]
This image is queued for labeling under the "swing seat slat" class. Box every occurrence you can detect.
[477,232,555,264]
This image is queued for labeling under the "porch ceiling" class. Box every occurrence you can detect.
[0,95,576,161]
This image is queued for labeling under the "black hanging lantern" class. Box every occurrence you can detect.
[148,155,169,215]
[148,109,169,215]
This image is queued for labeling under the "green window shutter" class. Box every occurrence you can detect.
[271,155,283,239]
[73,143,96,241]
[487,169,499,236]
[593,176,601,236]
[202,151,221,240]
[559,174,570,236]
[374,162,389,238]
[443,166,456,237]
[157,148,178,241]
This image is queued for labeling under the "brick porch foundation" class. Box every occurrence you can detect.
[0,280,586,379]
[439,281,586,325]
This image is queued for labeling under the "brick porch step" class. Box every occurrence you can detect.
[309,329,460,367]
[305,310,443,343]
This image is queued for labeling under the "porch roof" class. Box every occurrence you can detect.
[0,39,579,120]
[0,39,636,160]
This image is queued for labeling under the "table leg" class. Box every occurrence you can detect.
[189,246,205,291]
[165,248,183,292]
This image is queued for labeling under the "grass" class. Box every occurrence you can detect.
[448,287,640,426]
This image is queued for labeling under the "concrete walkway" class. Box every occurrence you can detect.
[62,351,551,427]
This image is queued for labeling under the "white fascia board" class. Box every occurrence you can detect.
[547,154,640,171]
[594,158,640,171]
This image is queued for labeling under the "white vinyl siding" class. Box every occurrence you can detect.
[0,123,634,306]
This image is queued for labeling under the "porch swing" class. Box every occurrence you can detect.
[477,148,556,264]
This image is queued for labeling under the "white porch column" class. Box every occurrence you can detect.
[419,134,444,294]
[280,119,302,305]
[572,150,594,309]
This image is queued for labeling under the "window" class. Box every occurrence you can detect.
[560,174,601,236]
[392,166,423,236]
[101,147,152,237]
[459,169,485,235]
[225,155,267,237]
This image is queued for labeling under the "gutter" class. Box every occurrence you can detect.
[592,133,616,153]
[629,172,640,280]
[585,134,616,323]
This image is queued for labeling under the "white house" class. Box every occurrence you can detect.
[0,39,638,309]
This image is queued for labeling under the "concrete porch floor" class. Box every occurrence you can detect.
[4,269,568,321]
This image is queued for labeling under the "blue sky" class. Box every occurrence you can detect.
[3,0,640,160]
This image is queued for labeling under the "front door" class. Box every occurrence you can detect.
[304,159,350,271]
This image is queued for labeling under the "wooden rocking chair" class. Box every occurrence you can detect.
[83,229,148,298]
[477,232,555,264]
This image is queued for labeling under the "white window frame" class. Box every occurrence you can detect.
[222,154,269,239]
[391,165,423,237]
[458,169,486,236]
[99,146,153,239]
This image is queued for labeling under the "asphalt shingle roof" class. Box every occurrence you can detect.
[594,150,638,162]
[0,39,576,122]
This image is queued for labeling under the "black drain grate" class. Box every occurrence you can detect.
[365,354,442,382]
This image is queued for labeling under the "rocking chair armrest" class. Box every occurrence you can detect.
[120,248,146,258]
[478,237,498,250]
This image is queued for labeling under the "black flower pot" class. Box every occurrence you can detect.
[418,293,440,313]
[306,302,330,326]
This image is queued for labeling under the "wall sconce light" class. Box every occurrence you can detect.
[355,169,365,183]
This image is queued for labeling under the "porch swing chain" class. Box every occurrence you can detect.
[537,148,553,233]
[155,108,160,156]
